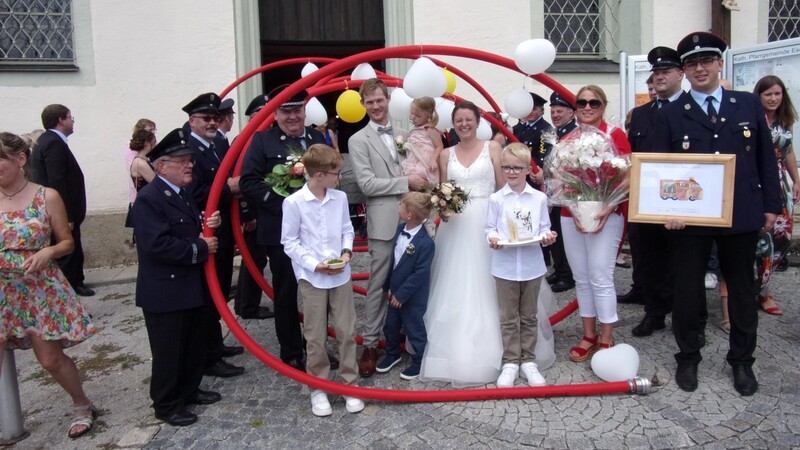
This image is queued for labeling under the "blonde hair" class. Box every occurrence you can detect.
[401,191,433,221]
[301,143,342,175]
[411,96,439,128]
[502,142,532,166]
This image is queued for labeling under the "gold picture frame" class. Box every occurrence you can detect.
[628,153,736,227]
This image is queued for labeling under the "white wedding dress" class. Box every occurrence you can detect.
[419,143,557,387]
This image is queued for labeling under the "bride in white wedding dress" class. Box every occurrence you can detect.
[419,102,556,387]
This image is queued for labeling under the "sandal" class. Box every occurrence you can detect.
[757,294,783,316]
[68,403,97,439]
[719,319,730,333]
[569,335,599,362]
[596,340,615,350]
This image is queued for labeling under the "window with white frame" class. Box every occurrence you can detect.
[0,0,76,70]
[769,0,800,41]
[543,0,621,60]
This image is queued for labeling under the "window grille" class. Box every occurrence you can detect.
[769,0,800,41]
[0,0,76,69]
[544,0,620,59]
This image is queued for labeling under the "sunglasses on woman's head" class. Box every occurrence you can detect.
[576,99,603,109]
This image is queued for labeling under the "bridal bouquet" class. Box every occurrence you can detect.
[544,125,630,231]
[428,180,469,222]
[263,151,306,197]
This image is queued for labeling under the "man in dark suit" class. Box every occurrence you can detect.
[239,86,325,371]
[654,32,782,396]
[626,46,685,336]
[132,128,222,427]
[183,93,245,378]
[512,92,554,188]
[31,104,94,296]
[544,92,577,293]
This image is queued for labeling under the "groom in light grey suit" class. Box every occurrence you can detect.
[349,78,426,377]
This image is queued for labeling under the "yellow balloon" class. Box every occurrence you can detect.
[336,90,366,123]
[443,69,456,94]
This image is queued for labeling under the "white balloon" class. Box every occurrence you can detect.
[304,97,328,127]
[513,39,557,75]
[476,117,493,140]
[505,88,534,119]
[351,63,377,80]
[388,88,414,121]
[403,57,447,98]
[434,98,455,131]
[301,62,319,78]
[590,343,640,382]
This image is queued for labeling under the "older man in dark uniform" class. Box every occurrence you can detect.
[627,46,685,336]
[513,92,554,184]
[132,128,222,427]
[183,93,245,378]
[240,87,325,371]
[31,104,94,296]
[545,92,577,293]
[655,32,781,396]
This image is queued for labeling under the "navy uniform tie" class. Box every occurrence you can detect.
[706,96,717,123]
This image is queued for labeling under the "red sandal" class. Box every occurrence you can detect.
[569,335,599,362]
[596,340,615,350]
[757,294,783,316]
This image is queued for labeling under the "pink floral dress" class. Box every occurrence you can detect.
[1,187,97,349]
[401,125,439,186]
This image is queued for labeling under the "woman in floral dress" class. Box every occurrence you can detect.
[0,132,98,439]
[752,76,799,316]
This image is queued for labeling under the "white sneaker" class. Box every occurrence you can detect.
[310,390,332,417]
[520,362,546,386]
[343,396,365,413]
[704,272,718,290]
[496,363,519,387]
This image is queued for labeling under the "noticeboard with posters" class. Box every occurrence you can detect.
[726,37,800,163]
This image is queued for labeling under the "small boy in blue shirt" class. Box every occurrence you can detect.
[376,192,435,380]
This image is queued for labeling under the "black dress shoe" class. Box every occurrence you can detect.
[203,360,245,378]
[675,363,698,392]
[631,316,666,337]
[73,284,95,297]
[240,306,275,320]
[550,279,575,293]
[546,272,560,285]
[732,365,758,396]
[285,358,306,372]
[187,389,222,405]
[155,410,198,427]
[221,345,244,357]
[616,289,644,305]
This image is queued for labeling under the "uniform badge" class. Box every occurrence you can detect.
[743,127,751,138]
[164,190,172,197]
[280,135,286,141]
[682,135,690,150]
[730,98,736,103]
[746,145,751,152]
[684,104,691,110]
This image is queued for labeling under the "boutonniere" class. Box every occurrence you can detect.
[395,136,406,156]
[405,243,415,256]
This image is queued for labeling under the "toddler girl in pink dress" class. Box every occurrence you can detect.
[402,97,443,186]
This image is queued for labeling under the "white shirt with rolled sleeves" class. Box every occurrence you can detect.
[485,183,551,281]
[281,184,355,289]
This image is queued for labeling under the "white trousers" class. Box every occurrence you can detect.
[561,213,624,324]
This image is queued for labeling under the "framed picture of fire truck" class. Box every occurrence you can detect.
[628,153,735,227]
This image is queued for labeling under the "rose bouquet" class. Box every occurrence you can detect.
[544,125,630,231]
[428,180,470,222]
[263,151,306,197]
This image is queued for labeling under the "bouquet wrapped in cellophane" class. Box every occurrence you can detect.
[428,180,470,222]
[544,125,630,231]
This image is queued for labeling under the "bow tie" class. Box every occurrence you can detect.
[400,230,411,238]
[377,125,393,134]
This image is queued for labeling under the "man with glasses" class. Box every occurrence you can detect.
[625,47,685,335]
[655,32,781,396]
[32,104,94,297]
[240,86,325,372]
[183,93,246,379]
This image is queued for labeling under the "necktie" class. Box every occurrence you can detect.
[400,231,411,238]
[209,143,220,162]
[657,99,670,108]
[178,188,192,209]
[377,125,393,134]
[706,96,718,123]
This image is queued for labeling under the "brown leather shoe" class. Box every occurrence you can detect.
[359,347,378,377]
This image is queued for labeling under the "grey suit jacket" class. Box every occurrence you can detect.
[348,124,408,241]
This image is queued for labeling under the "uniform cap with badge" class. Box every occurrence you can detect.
[676,32,727,62]
[549,91,574,109]
[245,94,269,116]
[647,46,682,70]
[182,92,222,116]
[268,84,309,110]
[530,92,548,109]
[148,128,192,161]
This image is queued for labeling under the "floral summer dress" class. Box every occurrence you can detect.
[1,187,97,349]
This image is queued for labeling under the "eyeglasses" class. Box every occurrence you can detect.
[501,165,526,174]
[191,115,221,123]
[323,171,342,178]
[575,99,603,110]
[162,158,195,166]
[683,57,719,71]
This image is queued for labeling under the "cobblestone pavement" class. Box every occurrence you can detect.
[4,256,799,449]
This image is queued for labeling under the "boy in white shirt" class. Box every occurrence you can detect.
[281,144,363,417]
[486,143,557,387]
